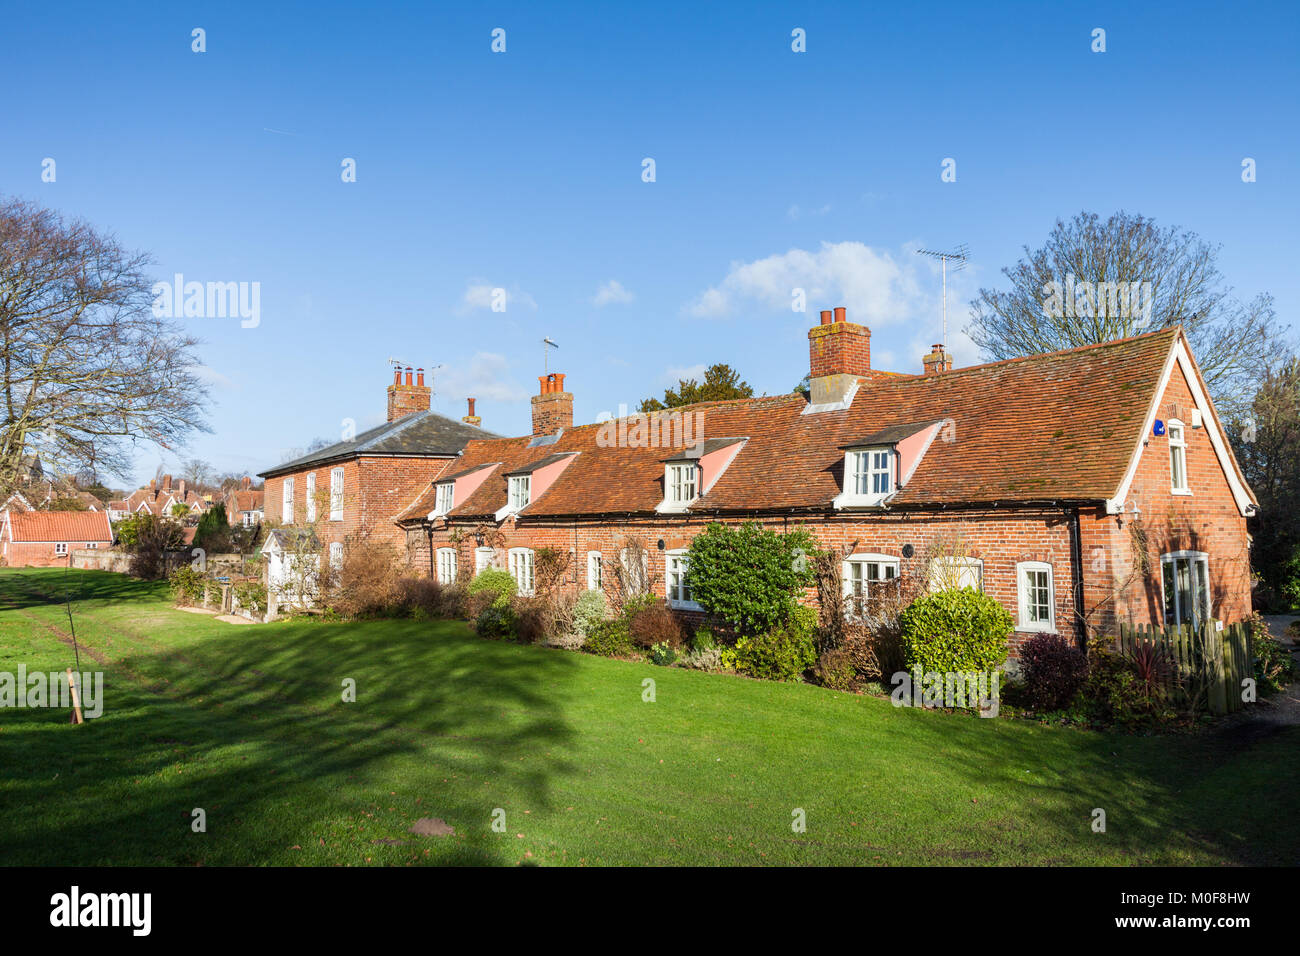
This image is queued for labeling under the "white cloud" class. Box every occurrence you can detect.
[683,241,977,340]
[458,281,537,314]
[787,203,831,220]
[592,279,634,307]
[193,365,234,389]
[664,363,707,383]
[436,352,528,403]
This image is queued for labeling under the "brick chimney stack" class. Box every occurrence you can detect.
[386,365,432,422]
[531,373,573,436]
[162,474,172,493]
[807,305,871,405]
[462,397,482,427]
[241,476,252,490]
[922,343,953,375]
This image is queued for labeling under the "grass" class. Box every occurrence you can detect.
[1,567,1296,866]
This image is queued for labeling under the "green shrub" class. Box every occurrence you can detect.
[897,589,1012,674]
[583,619,636,658]
[684,521,816,636]
[168,565,205,605]
[815,647,858,691]
[233,580,267,614]
[572,589,610,642]
[467,568,518,609]
[194,506,232,553]
[475,603,516,640]
[649,641,678,666]
[1082,636,1172,725]
[690,627,716,652]
[734,608,817,682]
[1248,611,1295,695]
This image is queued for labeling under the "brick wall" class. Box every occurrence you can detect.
[808,318,871,378]
[263,454,457,553]
[1078,360,1251,635]
[409,508,1080,657]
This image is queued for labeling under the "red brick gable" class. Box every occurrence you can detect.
[400,329,1188,523]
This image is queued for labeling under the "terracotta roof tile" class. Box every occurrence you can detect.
[7,510,113,542]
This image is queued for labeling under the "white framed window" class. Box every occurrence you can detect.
[329,541,344,573]
[843,448,894,502]
[1016,561,1055,632]
[666,463,698,506]
[928,556,983,592]
[55,542,68,555]
[282,477,294,524]
[436,547,458,585]
[305,472,317,522]
[1168,420,1189,493]
[1161,551,1210,630]
[243,512,255,527]
[665,549,700,609]
[508,548,534,595]
[85,542,98,549]
[330,467,344,520]
[508,475,531,511]
[842,553,900,618]
[587,551,603,590]
[474,547,495,574]
[433,482,454,517]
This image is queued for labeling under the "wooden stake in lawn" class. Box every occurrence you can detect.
[66,668,84,725]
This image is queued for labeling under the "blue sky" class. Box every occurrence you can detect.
[4,0,1297,488]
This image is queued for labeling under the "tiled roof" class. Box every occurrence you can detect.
[395,329,1183,523]
[7,510,113,542]
[260,411,501,478]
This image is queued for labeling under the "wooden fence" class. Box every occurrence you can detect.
[1116,621,1253,715]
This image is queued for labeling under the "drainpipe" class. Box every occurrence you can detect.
[1068,507,1086,650]
[425,520,434,578]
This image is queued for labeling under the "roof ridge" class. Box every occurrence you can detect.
[890,326,1180,382]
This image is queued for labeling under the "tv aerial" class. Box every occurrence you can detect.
[916,244,969,349]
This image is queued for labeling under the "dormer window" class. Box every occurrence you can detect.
[666,463,698,506]
[433,482,454,516]
[841,447,894,504]
[508,475,531,511]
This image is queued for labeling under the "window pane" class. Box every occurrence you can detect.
[1162,560,1177,623]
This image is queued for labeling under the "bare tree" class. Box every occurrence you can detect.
[179,456,216,492]
[0,196,209,496]
[966,211,1284,418]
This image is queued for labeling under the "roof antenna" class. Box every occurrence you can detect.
[916,244,968,349]
[542,337,559,374]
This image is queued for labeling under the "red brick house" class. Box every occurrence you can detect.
[259,367,498,564]
[223,477,265,528]
[1,510,114,567]
[117,474,209,519]
[396,308,1256,652]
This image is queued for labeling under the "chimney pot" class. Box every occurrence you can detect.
[416,368,425,387]
[834,306,846,323]
[393,367,402,385]
[404,367,413,386]
[819,310,833,325]
[467,398,476,416]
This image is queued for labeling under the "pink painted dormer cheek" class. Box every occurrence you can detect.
[528,454,578,500]
[697,441,745,492]
[453,465,498,503]
[894,422,943,486]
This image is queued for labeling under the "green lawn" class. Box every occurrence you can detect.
[1,567,1296,866]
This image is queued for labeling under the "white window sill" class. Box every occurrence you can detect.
[1171,488,1193,496]
[833,493,889,510]
[495,504,527,522]
[669,599,703,612]
[1017,623,1057,634]
[655,500,696,514]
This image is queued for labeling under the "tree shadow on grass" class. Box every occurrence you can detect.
[867,701,1300,865]
[0,597,580,866]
